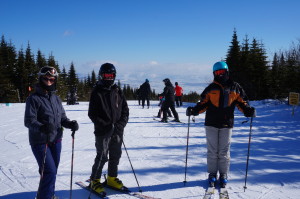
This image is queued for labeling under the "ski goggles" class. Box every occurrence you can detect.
[102,73,115,80]
[42,77,56,83]
[214,69,227,76]
[38,66,58,77]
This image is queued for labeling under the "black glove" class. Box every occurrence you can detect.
[186,107,194,116]
[244,107,256,117]
[69,120,79,131]
[40,123,55,135]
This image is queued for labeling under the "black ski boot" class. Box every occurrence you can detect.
[220,173,228,188]
[208,173,217,187]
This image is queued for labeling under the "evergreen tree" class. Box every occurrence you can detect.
[226,29,241,82]
[67,62,79,92]
[36,49,47,69]
[91,70,97,87]
[25,42,37,96]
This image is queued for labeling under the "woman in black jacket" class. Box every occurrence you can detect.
[88,63,129,194]
[24,66,78,199]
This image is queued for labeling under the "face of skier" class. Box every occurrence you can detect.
[214,69,229,85]
[42,75,56,86]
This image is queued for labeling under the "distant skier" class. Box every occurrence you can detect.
[160,78,180,123]
[174,82,183,107]
[24,66,79,199]
[186,61,256,188]
[88,63,129,195]
[139,79,151,109]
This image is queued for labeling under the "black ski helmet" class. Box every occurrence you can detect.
[99,63,116,87]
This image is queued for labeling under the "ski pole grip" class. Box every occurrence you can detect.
[71,130,75,138]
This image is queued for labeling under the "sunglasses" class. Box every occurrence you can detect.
[214,69,227,76]
[42,77,56,83]
[102,73,115,80]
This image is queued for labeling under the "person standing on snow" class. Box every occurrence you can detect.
[174,82,183,107]
[139,79,151,109]
[160,78,180,123]
[186,61,256,188]
[88,63,129,195]
[24,66,79,199]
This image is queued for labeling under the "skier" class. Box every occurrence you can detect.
[156,95,172,118]
[174,82,183,107]
[160,78,180,123]
[88,63,129,194]
[186,61,256,188]
[139,79,151,109]
[24,66,79,199]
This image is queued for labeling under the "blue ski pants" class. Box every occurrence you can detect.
[31,141,61,199]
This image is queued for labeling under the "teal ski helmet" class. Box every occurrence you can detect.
[213,61,228,72]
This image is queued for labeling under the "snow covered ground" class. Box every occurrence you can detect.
[0,100,300,199]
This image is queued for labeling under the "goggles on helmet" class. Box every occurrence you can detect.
[38,66,58,77]
[102,73,115,80]
[214,69,227,76]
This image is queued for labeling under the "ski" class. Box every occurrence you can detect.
[75,181,108,198]
[219,188,229,199]
[86,179,161,199]
[152,117,185,124]
[203,187,215,199]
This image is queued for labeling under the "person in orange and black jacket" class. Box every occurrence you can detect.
[186,61,256,189]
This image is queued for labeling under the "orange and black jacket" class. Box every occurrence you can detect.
[193,80,251,128]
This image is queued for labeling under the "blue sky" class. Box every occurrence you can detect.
[1,0,300,93]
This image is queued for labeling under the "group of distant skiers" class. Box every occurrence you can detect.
[24,61,256,199]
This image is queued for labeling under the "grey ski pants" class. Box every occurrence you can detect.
[90,133,123,180]
[205,126,232,175]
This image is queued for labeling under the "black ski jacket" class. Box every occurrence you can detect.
[161,82,175,103]
[88,82,129,137]
[139,82,151,98]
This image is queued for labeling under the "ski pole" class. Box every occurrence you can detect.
[70,130,75,199]
[36,135,49,199]
[122,140,142,192]
[183,115,191,185]
[244,116,253,192]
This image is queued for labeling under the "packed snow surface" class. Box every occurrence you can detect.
[0,100,299,199]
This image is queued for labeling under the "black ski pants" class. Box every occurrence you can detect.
[162,101,179,120]
[90,133,123,180]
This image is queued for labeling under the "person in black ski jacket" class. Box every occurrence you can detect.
[160,78,180,122]
[186,61,256,188]
[139,79,151,108]
[24,66,79,199]
[88,63,129,194]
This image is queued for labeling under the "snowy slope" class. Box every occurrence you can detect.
[0,100,299,199]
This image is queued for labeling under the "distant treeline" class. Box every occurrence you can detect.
[0,30,299,103]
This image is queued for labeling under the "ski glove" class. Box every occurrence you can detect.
[186,107,194,116]
[40,123,55,135]
[69,120,79,131]
[244,107,256,118]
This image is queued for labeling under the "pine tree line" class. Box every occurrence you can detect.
[226,30,300,100]
[0,35,158,103]
[1,32,299,103]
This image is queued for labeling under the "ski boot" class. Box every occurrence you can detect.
[107,176,128,191]
[172,118,181,122]
[208,173,217,187]
[90,179,105,194]
[160,118,168,123]
[219,173,228,188]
